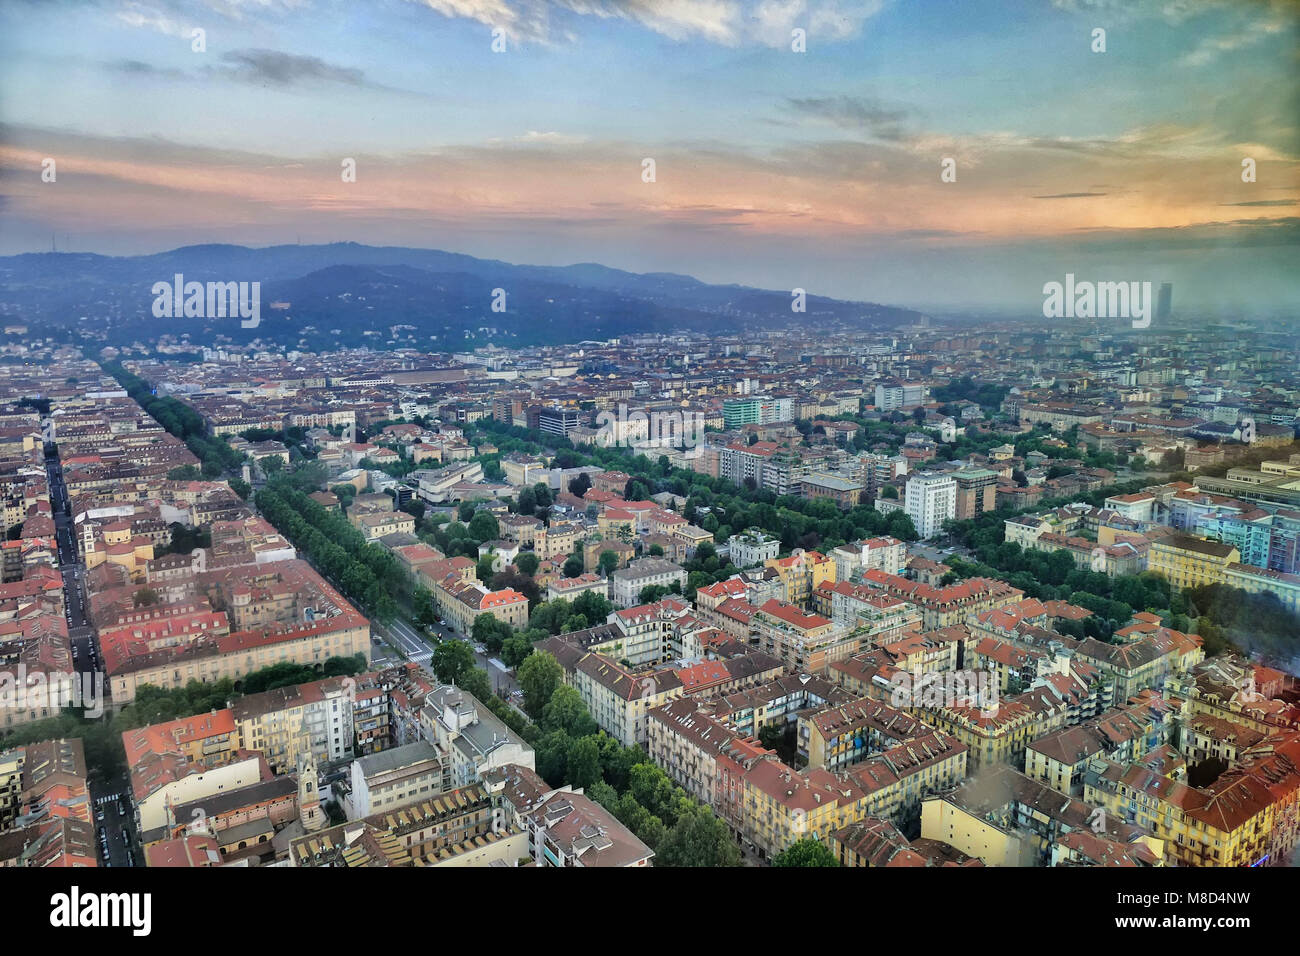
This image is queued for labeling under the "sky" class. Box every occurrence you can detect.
[0,0,1297,315]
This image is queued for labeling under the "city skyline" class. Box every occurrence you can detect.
[1,0,1298,314]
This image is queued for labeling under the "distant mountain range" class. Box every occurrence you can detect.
[0,242,920,350]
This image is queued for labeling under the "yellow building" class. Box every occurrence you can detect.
[1148,534,1239,590]
[108,610,371,704]
[922,698,1058,772]
[741,759,868,861]
[1083,744,1300,867]
[764,549,836,606]
[921,764,1151,867]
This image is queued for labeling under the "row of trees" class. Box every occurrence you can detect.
[424,637,746,864]
[514,650,742,866]
[105,362,246,478]
[255,481,405,623]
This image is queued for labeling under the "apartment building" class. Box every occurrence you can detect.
[1148,534,1240,590]
[764,549,836,605]
[291,782,526,867]
[420,683,535,790]
[727,528,780,569]
[434,576,530,635]
[488,763,653,867]
[230,676,357,775]
[610,557,686,608]
[923,764,1157,867]
[1083,736,1300,867]
[952,468,998,520]
[860,571,1023,630]
[722,396,792,429]
[829,535,906,582]
[346,741,446,820]
[904,472,956,539]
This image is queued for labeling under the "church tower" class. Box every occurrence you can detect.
[297,748,326,833]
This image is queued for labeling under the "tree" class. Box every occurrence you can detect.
[457,667,494,703]
[534,730,571,787]
[648,544,664,557]
[472,613,504,648]
[568,472,592,497]
[468,510,500,542]
[541,685,599,737]
[133,588,158,607]
[228,477,251,500]
[476,554,498,583]
[565,736,602,790]
[571,589,613,622]
[500,635,534,668]
[431,640,476,685]
[412,587,438,629]
[517,487,536,515]
[624,479,651,501]
[772,838,840,867]
[532,483,553,508]
[489,568,541,609]
[563,556,584,578]
[655,805,742,867]
[515,551,540,576]
[517,650,564,718]
[529,599,572,635]
[639,584,670,604]
[598,549,620,577]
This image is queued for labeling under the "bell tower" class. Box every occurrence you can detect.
[297,747,326,832]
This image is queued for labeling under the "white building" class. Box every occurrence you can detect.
[905,472,956,539]
[727,529,780,568]
[420,684,535,791]
[874,382,927,412]
[831,535,907,581]
[346,741,445,820]
[610,557,687,608]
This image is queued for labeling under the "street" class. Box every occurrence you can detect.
[44,447,101,675]
[90,779,138,868]
[376,616,520,697]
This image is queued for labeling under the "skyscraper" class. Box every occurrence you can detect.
[1157,282,1172,322]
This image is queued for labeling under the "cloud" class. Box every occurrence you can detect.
[512,131,590,145]
[112,0,308,36]
[1032,192,1108,198]
[208,49,371,88]
[108,59,187,78]
[1179,2,1293,66]
[1218,199,1297,206]
[406,0,886,46]
[783,95,911,140]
